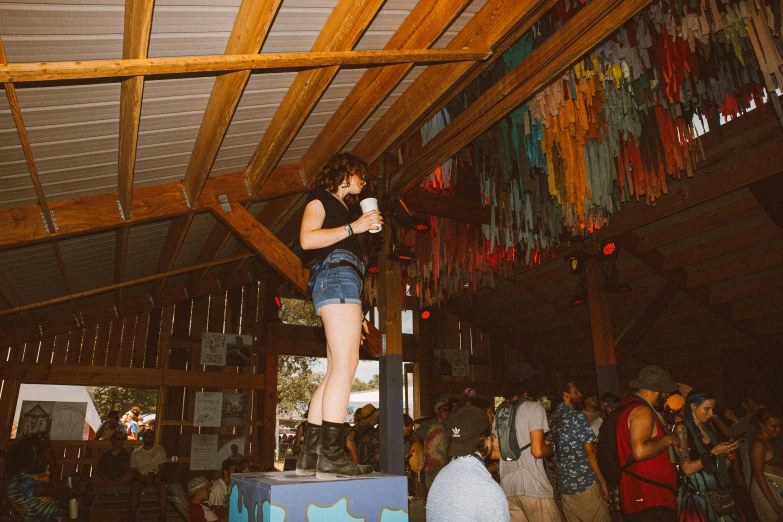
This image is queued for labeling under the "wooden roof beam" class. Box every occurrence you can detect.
[352,0,559,166]
[114,225,129,311]
[389,0,654,196]
[298,0,475,182]
[151,214,194,303]
[0,253,253,318]
[117,0,155,219]
[0,270,39,337]
[0,49,491,84]
[212,203,308,295]
[243,0,387,195]
[0,163,305,250]
[615,232,765,345]
[182,0,282,206]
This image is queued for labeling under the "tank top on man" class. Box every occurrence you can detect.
[306,187,362,262]
[616,396,678,514]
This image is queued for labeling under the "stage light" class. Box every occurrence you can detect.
[385,197,431,232]
[566,251,587,275]
[600,240,619,260]
[387,244,415,263]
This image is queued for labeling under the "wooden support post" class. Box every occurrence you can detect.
[377,173,405,474]
[262,326,278,471]
[584,251,619,396]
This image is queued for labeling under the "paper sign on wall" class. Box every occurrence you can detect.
[190,434,219,470]
[201,332,253,367]
[434,349,470,377]
[194,392,222,427]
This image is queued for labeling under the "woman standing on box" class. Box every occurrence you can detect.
[297,153,382,479]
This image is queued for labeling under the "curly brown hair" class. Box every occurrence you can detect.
[313,153,368,203]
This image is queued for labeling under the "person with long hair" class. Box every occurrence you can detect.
[675,388,742,521]
[749,409,783,521]
[5,434,71,521]
[295,153,382,479]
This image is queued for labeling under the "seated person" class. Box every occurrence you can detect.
[95,410,128,441]
[6,434,71,521]
[209,459,240,509]
[187,476,226,522]
[129,430,168,521]
[92,430,133,489]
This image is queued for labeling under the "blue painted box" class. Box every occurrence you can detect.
[229,471,408,522]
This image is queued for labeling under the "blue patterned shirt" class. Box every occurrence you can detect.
[548,402,598,495]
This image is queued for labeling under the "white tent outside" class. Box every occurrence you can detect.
[11,384,102,439]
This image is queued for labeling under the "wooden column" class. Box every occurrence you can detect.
[584,249,619,396]
[377,199,405,475]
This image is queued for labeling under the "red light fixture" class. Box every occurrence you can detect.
[600,240,619,260]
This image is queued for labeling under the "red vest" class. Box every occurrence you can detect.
[616,398,678,514]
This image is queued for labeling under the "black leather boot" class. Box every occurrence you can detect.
[316,421,374,479]
[295,422,321,475]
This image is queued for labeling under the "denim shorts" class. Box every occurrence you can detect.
[311,250,364,314]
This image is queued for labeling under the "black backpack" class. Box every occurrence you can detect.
[496,398,532,461]
[596,406,625,486]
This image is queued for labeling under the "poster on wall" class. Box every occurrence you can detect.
[194,392,223,427]
[189,434,245,470]
[221,393,247,427]
[200,333,253,367]
[18,401,87,440]
[190,434,219,470]
[434,349,470,377]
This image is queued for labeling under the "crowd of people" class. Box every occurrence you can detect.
[424,364,783,522]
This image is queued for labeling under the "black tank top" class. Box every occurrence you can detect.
[306,187,362,262]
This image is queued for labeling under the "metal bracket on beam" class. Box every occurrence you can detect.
[116,200,128,221]
[41,211,58,234]
[183,188,192,209]
[244,178,254,197]
[218,194,231,213]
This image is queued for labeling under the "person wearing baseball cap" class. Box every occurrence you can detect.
[426,405,509,521]
[415,399,451,495]
[616,365,682,522]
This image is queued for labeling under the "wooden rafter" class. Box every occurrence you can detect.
[0,37,55,236]
[0,49,491,84]
[117,0,155,219]
[0,253,253,318]
[298,0,474,181]
[186,221,232,295]
[613,280,680,358]
[151,214,194,303]
[352,0,558,166]
[0,163,305,250]
[615,232,766,345]
[0,270,39,336]
[182,0,282,206]
[389,0,654,195]
[212,203,308,294]
[114,226,129,311]
[243,0,386,195]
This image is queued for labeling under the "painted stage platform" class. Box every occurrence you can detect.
[229,471,408,522]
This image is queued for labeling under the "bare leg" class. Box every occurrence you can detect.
[317,303,362,423]
[129,480,143,520]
